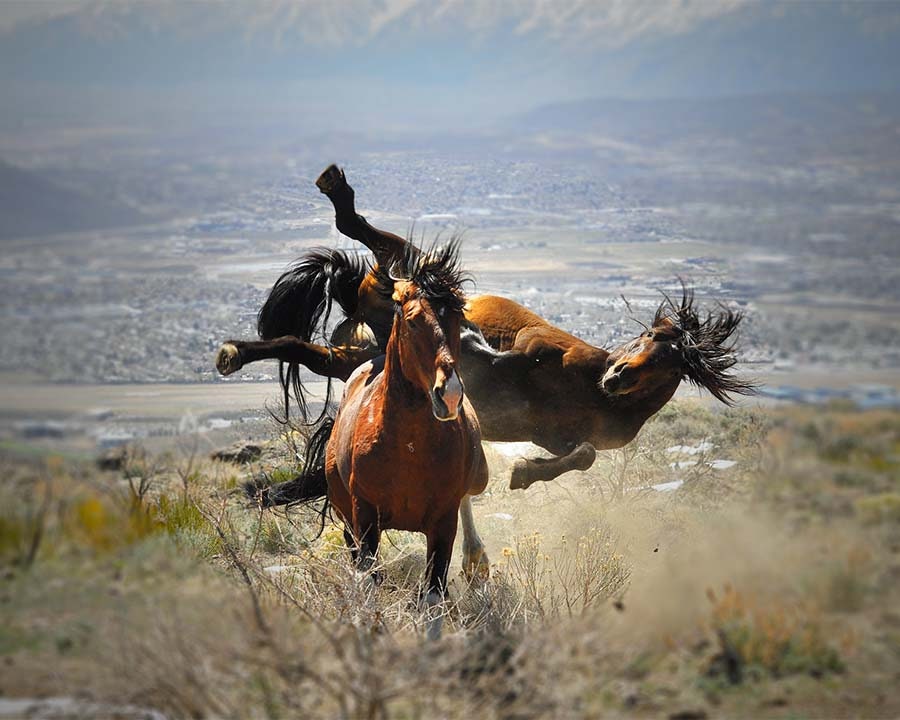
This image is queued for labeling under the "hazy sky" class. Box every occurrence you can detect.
[2,0,900,134]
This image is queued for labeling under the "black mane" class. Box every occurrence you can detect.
[653,284,757,405]
[256,247,368,424]
[374,236,470,313]
[257,247,368,342]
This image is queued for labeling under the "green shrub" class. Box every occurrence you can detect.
[157,495,220,557]
[855,493,900,525]
[0,515,28,564]
[259,517,301,555]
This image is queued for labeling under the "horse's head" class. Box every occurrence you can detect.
[379,240,470,422]
[601,286,756,405]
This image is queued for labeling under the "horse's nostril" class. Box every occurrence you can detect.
[614,361,629,374]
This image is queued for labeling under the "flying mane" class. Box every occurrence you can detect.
[373,237,470,314]
[653,285,756,405]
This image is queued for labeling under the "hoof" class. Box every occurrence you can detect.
[463,547,490,582]
[509,459,532,491]
[570,442,597,472]
[422,589,445,641]
[215,343,243,376]
[355,569,382,593]
[315,164,346,195]
[426,616,444,642]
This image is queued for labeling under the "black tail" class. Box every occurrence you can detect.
[257,248,366,341]
[257,248,368,423]
[245,417,334,533]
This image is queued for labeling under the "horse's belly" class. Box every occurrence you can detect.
[465,391,535,443]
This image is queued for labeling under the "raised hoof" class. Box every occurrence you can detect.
[463,547,490,582]
[570,442,597,472]
[315,164,346,195]
[509,459,532,491]
[215,343,243,376]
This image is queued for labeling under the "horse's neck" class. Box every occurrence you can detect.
[380,331,429,414]
[594,379,680,445]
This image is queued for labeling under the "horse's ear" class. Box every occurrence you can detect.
[392,280,413,303]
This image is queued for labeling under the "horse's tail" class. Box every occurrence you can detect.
[257,248,366,341]
[257,248,368,422]
[245,417,334,530]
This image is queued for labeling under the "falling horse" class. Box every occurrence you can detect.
[216,165,755,490]
[269,240,489,639]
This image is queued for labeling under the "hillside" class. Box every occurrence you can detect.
[2,402,898,718]
[0,159,145,241]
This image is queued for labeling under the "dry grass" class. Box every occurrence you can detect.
[1,401,899,718]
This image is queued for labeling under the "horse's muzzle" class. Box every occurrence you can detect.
[431,367,463,421]
[601,366,638,395]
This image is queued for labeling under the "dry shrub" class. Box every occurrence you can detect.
[706,584,844,682]
[824,545,872,613]
[0,479,50,567]
[5,404,900,719]
[455,525,630,635]
[64,492,160,552]
[501,527,630,621]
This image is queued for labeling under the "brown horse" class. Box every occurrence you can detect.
[216,165,755,490]
[264,240,489,639]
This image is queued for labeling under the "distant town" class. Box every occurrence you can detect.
[3,95,900,453]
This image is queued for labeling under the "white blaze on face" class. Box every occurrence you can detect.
[433,366,463,421]
[601,365,616,386]
[443,368,463,416]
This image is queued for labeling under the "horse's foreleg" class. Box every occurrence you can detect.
[459,495,489,581]
[351,498,382,586]
[424,512,458,641]
[509,442,597,491]
[215,337,378,381]
[315,164,409,266]
[343,528,359,563]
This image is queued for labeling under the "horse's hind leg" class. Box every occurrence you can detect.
[316,164,409,266]
[509,442,597,490]
[351,498,382,585]
[459,495,489,581]
[423,511,458,641]
[215,337,378,380]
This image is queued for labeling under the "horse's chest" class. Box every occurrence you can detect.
[351,424,471,530]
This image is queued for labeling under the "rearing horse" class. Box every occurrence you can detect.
[270,240,489,640]
[216,165,755,490]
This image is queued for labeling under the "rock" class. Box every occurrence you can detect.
[96,445,128,471]
[0,697,168,719]
[211,442,263,464]
[669,711,708,720]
